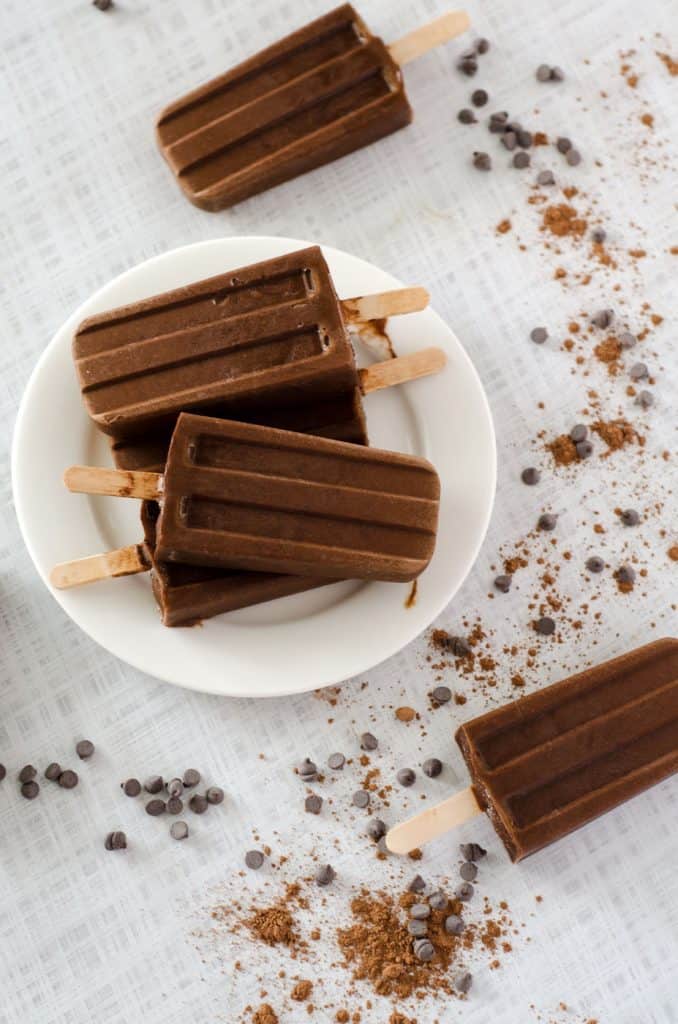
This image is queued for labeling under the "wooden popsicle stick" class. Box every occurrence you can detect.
[50,545,150,589]
[359,347,446,394]
[389,10,471,66]
[385,787,482,854]
[341,286,429,323]
[63,466,163,500]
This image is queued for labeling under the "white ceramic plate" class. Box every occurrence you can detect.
[12,237,495,697]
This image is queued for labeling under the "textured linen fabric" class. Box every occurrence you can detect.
[1,1,677,1022]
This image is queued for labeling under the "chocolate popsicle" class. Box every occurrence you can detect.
[156,6,469,211]
[64,413,441,582]
[73,246,427,440]
[386,639,678,861]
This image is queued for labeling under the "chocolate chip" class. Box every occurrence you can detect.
[471,88,488,107]
[170,821,189,841]
[536,64,552,82]
[18,765,36,784]
[538,513,558,531]
[397,768,416,787]
[551,66,565,81]
[122,778,141,796]
[45,762,61,781]
[472,151,492,170]
[0,764,5,782]
[58,769,78,789]
[423,758,443,778]
[413,938,435,962]
[410,903,431,920]
[408,919,428,937]
[458,54,478,76]
[619,331,637,349]
[93,0,114,9]
[569,424,588,443]
[352,790,370,809]
[494,574,512,594]
[21,780,40,799]
[206,786,224,805]
[456,882,474,901]
[635,390,654,409]
[104,830,127,850]
[591,227,607,243]
[566,148,582,166]
[517,129,533,148]
[245,850,264,870]
[167,778,183,798]
[576,440,593,459]
[367,818,386,841]
[456,971,473,995]
[315,864,336,887]
[445,913,465,935]
[189,794,208,814]
[537,169,555,186]
[630,362,648,381]
[429,891,448,911]
[167,796,183,815]
[513,151,530,168]
[620,508,640,527]
[460,861,478,881]
[616,564,636,585]
[501,132,517,151]
[76,740,94,760]
[535,616,556,635]
[431,685,452,705]
[460,842,487,861]
[146,798,166,816]
[489,112,508,133]
[591,308,614,328]
[449,636,471,657]
[409,874,426,893]
[360,732,378,751]
[144,775,163,794]
[182,768,201,788]
[305,794,323,815]
[530,327,548,344]
[521,467,541,485]
[556,136,572,153]
[458,107,477,124]
[586,556,605,573]
[298,758,318,780]
[327,752,345,770]
[475,37,490,54]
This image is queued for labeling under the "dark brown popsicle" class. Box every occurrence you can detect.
[456,638,678,861]
[156,5,413,211]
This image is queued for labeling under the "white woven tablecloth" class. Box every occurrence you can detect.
[1,1,676,1022]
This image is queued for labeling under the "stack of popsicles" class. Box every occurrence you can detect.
[52,246,445,626]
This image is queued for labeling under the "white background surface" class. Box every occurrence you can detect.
[1,1,676,1023]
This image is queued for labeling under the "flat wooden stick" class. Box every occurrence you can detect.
[389,10,471,66]
[341,286,429,323]
[64,466,163,500]
[385,787,482,854]
[359,347,446,394]
[50,545,150,590]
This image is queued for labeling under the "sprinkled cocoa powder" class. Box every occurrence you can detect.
[540,203,587,239]
[590,418,641,455]
[252,1005,278,1024]
[656,51,678,76]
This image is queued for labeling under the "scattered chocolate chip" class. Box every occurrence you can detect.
[460,861,478,881]
[460,842,487,861]
[429,891,448,911]
[538,513,558,531]
[18,765,36,784]
[456,971,473,995]
[530,326,548,344]
[449,636,471,657]
[458,54,478,76]
[104,830,127,850]
[170,821,189,841]
[413,938,435,962]
[408,919,428,937]
[471,88,488,107]
[620,508,640,527]
[315,863,336,887]
[423,757,443,778]
[569,424,588,443]
[591,309,614,328]
[206,786,224,805]
[409,874,426,893]
[45,763,61,781]
[536,169,555,186]
[615,564,636,586]
[182,768,201,788]
[352,790,370,809]
[167,778,184,798]
[431,685,452,704]
[456,882,474,901]
[458,107,477,124]
[535,616,556,636]
[0,764,5,782]
[58,769,78,789]
[367,818,387,841]
[513,151,530,168]
[305,794,323,815]
[93,0,114,9]
[619,331,637,349]
[76,740,94,760]
[566,148,582,166]
[21,780,40,800]
[245,850,264,870]
[576,440,593,459]
[146,798,166,816]
[189,794,208,814]
[327,752,345,770]
[360,732,378,751]
[445,913,465,935]
[144,775,163,794]
[473,151,492,170]
[167,796,183,815]
[635,390,654,409]
[122,778,141,797]
[536,64,552,82]
[410,903,431,920]
[591,227,607,243]
[556,136,572,154]
[488,111,508,133]
[298,758,318,780]
[475,37,490,54]
[517,129,533,148]
[551,66,565,81]
[521,467,541,485]
[586,556,605,573]
[397,768,416,787]
[629,362,648,381]
[501,132,517,151]
[494,574,512,594]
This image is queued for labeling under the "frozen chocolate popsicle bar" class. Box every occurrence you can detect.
[156,6,469,211]
[74,246,428,440]
[65,413,441,582]
[386,639,678,861]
